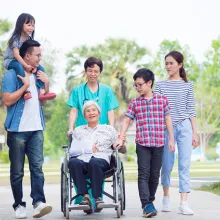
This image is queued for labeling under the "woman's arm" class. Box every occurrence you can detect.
[190,117,199,148]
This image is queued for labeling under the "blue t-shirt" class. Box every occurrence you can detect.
[2,69,45,131]
[67,83,119,127]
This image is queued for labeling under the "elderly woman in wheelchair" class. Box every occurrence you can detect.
[61,100,125,218]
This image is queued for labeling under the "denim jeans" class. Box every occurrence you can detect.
[161,119,192,192]
[7,130,46,209]
[8,60,45,89]
[136,144,164,208]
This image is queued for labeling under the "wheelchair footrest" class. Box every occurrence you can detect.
[97,202,120,209]
[68,204,90,210]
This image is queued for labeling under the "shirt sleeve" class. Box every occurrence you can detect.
[163,95,170,116]
[125,99,136,120]
[154,82,162,94]
[2,72,17,93]
[11,40,19,49]
[107,125,118,145]
[67,88,79,109]
[187,82,196,118]
[107,88,119,111]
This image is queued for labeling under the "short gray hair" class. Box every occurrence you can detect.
[82,100,101,117]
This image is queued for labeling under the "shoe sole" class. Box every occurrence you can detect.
[38,94,56,100]
[15,216,27,219]
[143,212,154,218]
[33,206,52,218]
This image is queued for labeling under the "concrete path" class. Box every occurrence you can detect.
[0,183,220,220]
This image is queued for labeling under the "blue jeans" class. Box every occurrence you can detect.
[8,60,45,89]
[161,119,192,192]
[7,131,46,209]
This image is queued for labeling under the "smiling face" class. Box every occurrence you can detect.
[25,46,42,68]
[165,55,182,78]
[22,20,35,36]
[84,105,100,124]
[86,64,101,83]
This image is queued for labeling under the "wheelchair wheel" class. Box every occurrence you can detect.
[61,163,70,218]
[120,161,125,215]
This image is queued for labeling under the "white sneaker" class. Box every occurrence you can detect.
[33,202,52,218]
[161,196,171,212]
[178,201,194,215]
[15,205,27,219]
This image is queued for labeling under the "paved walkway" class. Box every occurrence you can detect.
[0,183,220,220]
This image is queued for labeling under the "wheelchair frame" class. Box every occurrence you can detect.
[60,143,126,219]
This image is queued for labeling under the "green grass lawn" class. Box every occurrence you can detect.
[1,161,220,186]
[197,182,220,196]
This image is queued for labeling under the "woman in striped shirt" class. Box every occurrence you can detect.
[154,51,199,215]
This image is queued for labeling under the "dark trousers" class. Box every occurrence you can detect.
[136,144,164,208]
[68,157,110,198]
[7,131,46,209]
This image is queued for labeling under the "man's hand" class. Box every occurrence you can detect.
[36,70,49,84]
[168,140,175,152]
[192,133,199,149]
[66,130,73,138]
[17,72,30,89]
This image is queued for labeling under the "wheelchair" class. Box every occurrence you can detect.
[60,140,126,219]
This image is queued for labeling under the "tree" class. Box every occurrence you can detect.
[65,38,151,114]
[195,38,220,160]
[46,93,69,153]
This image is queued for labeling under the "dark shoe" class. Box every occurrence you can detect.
[24,91,32,100]
[38,93,56,100]
[80,197,93,214]
[143,203,155,218]
[95,197,104,212]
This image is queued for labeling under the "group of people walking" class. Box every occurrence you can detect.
[1,13,198,219]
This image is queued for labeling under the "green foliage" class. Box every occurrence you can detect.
[0,148,9,163]
[0,19,12,35]
[198,182,220,196]
[126,143,136,162]
[205,147,219,161]
[46,93,69,153]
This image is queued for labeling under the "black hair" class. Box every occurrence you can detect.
[165,50,188,82]
[133,68,155,88]
[84,57,103,72]
[8,13,35,47]
[19,39,40,58]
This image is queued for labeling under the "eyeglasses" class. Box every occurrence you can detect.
[86,69,100,74]
[30,53,43,59]
[133,82,146,89]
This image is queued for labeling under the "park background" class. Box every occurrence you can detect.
[0,0,220,194]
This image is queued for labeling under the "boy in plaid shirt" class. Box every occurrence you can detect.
[118,68,174,218]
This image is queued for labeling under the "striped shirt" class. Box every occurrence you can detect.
[125,93,170,147]
[154,79,196,126]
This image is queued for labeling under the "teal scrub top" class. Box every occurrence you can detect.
[67,83,119,127]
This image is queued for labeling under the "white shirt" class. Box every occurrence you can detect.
[70,124,118,164]
[18,74,43,132]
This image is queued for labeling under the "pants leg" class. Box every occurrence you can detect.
[26,131,46,205]
[68,158,88,195]
[36,65,45,89]
[7,131,29,209]
[161,128,177,188]
[149,146,164,203]
[136,144,152,208]
[88,157,109,199]
[176,119,192,193]
[8,60,25,88]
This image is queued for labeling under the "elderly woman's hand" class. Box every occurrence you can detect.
[92,144,100,153]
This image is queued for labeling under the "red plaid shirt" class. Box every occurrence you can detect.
[125,93,170,147]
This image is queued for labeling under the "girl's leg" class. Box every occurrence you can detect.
[36,65,45,89]
[176,119,194,215]
[8,60,25,88]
